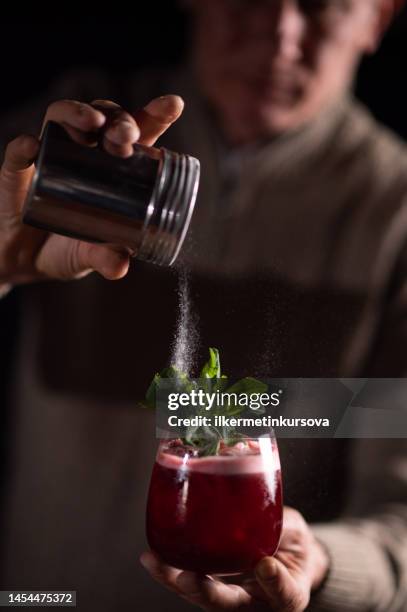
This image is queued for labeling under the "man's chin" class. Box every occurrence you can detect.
[246,104,308,138]
[216,98,311,143]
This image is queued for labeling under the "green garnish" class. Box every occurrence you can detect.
[200,347,221,379]
[146,348,268,456]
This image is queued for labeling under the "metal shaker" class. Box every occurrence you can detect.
[23,121,200,266]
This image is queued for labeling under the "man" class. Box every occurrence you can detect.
[0,0,407,611]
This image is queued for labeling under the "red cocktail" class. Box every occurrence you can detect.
[146,436,283,575]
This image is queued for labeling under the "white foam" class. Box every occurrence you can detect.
[157,449,280,475]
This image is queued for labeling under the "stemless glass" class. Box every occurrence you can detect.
[146,433,283,575]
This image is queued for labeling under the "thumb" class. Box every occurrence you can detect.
[0,135,40,214]
[36,235,130,281]
[255,558,309,612]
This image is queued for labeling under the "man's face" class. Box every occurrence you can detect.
[191,0,384,143]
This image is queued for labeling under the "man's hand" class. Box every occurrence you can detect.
[0,94,184,288]
[140,507,330,612]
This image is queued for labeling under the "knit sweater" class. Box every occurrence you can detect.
[0,66,407,611]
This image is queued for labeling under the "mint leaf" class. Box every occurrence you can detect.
[145,373,161,409]
[145,365,194,409]
[185,425,221,456]
[200,347,221,379]
[145,348,268,456]
[200,438,221,457]
[159,366,186,379]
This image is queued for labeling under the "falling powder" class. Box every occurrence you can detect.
[171,268,199,376]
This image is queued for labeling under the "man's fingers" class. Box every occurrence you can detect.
[42,99,141,156]
[0,135,39,215]
[139,552,183,594]
[140,551,253,610]
[175,572,253,610]
[35,235,130,281]
[40,95,183,158]
[2,134,39,175]
[43,99,138,156]
[255,557,309,612]
[90,99,140,156]
[90,95,184,150]
[42,100,106,137]
[134,95,184,146]
[78,242,130,280]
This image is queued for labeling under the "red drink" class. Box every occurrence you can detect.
[146,437,283,575]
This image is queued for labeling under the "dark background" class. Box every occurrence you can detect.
[0,4,406,525]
